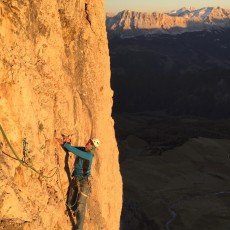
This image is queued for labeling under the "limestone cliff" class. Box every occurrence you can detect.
[0,0,122,229]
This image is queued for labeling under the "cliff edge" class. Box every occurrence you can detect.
[0,0,122,229]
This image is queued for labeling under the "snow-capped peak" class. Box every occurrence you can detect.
[193,7,213,18]
[168,7,195,16]
[106,7,230,39]
[167,6,230,19]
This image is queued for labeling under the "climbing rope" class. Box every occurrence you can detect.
[66,177,81,210]
[1,150,18,161]
[0,124,58,178]
[0,124,66,204]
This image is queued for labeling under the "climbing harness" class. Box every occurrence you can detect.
[0,124,66,204]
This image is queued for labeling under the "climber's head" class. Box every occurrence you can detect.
[85,137,100,151]
[91,138,100,148]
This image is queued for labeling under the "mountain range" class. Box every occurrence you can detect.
[106,7,230,38]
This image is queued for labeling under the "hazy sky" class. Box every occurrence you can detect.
[105,0,230,13]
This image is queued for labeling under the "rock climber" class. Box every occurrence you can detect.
[56,135,100,230]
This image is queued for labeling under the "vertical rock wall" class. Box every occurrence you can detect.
[0,0,122,229]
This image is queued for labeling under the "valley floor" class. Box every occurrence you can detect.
[114,112,230,230]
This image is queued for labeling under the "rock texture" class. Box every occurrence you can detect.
[106,7,230,38]
[0,0,122,229]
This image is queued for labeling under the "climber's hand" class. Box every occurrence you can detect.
[56,138,64,145]
[63,135,71,143]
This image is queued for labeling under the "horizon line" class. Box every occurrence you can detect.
[105,5,230,14]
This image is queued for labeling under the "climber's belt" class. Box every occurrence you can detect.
[74,175,91,182]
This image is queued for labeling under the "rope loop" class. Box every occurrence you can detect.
[0,124,66,203]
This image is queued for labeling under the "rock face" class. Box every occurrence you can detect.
[0,1,122,229]
[106,7,230,38]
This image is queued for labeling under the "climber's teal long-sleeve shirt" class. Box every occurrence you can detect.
[63,143,94,177]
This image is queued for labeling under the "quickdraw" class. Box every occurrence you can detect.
[22,138,32,166]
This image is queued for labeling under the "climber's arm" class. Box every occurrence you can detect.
[63,143,92,160]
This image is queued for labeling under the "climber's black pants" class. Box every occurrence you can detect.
[68,176,91,230]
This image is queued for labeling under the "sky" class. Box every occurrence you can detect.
[105,0,230,13]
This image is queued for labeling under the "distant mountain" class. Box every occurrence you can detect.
[106,7,230,38]
[168,7,196,17]
[168,6,229,18]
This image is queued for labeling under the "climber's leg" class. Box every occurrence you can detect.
[75,179,91,230]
